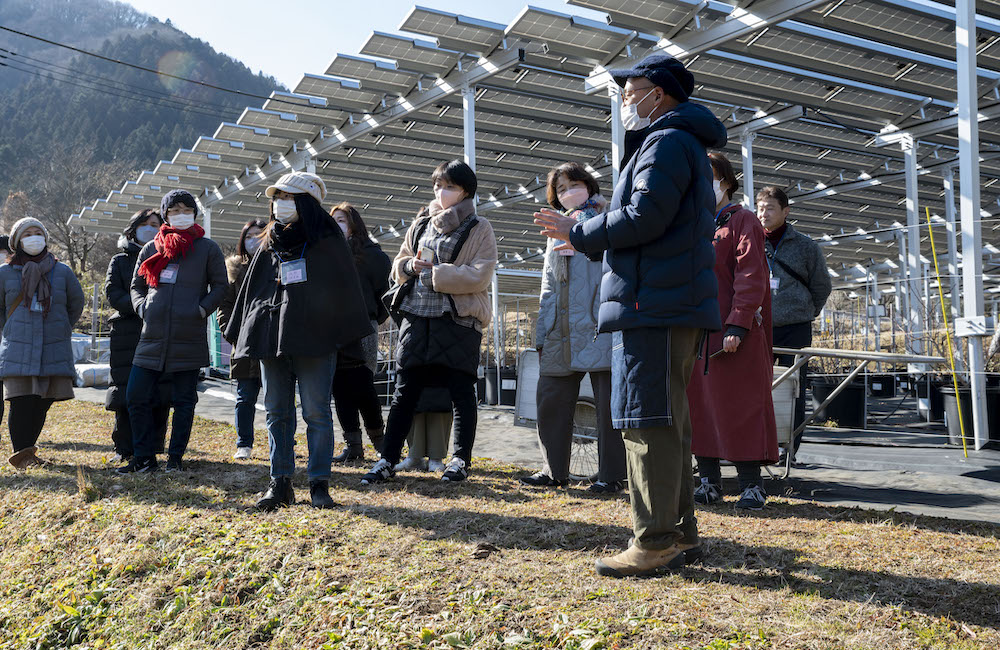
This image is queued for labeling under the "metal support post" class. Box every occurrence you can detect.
[957,0,990,450]
[491,271,501,402]
[609,85,624,187]
[902,135,924,378]
[942,166,965,372]
[741,130,756,207]
[462,85,477,172]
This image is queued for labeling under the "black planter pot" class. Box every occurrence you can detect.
[913,377,947,422]
[810,377,866,428]
[484,367,517,406]
[940,386,1000,446]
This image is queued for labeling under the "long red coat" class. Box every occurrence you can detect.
[688,205,778,463]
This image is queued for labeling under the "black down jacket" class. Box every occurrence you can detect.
[130,237,228,372]
[569,101,725,334]
[223,227,373,360]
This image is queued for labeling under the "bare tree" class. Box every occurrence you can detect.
[4,146,134,275]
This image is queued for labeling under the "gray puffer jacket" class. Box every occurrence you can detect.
[0,262,84,378]
[536,196,611,376]
[130,237,228,372]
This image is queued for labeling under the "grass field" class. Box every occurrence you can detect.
[0,400,997,649]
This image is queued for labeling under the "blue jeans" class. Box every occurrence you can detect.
[235,377,262,448]
[261,353,336,481]
[127,366,199,459]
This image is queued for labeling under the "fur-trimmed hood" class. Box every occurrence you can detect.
[225,254,247,284]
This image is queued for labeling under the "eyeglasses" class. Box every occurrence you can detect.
[621,85,656,102]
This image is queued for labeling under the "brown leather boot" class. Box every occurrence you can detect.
[595,544,685,578]
[8,446,38,470]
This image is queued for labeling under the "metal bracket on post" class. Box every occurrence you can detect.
[305,157,317,174]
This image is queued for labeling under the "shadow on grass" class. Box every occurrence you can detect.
[347,502,634,552]
[685,539,1000,630]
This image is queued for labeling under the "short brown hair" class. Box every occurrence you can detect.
[756,186,789,210]
[545,162,601,211]
[708,153,739,201]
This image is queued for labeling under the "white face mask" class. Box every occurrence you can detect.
[168,212,196,230]
[273,199,298,224]
[621,87,659,131]
[136,225,159,244]
[338,221,349,235]
[713,179,727,206]
[21,235,46,256]
[435,188,464,210]
[244,237,261,255]
[558,186,590,211]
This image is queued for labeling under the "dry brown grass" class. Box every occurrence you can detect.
[1,400,998,649]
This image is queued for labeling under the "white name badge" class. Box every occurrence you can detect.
[558,240,575,256]
[770,276,780,291]
[159,264,180,284]
[280,259,308,285]
[30,295,43,312]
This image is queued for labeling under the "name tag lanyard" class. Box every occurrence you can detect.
[278,243,308,286]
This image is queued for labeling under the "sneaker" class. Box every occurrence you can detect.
[440,457,468,482]
[519,471,567,487]
[116,456,158,475]
[394,456,428,472]
[164,455,183,473]
[360,458,395,485]
[587,480,624,494]
[693,477,722,505]
[427,459,446,473]
[735,484,766,511]
[233,447,252,460]
[110,451,130,464]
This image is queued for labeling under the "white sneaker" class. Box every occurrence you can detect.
[110,452,127,464]
[233,447,252,460]
[394,457,428,472]
[427,459,446,473]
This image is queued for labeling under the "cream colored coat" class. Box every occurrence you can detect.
[391,199,498,328]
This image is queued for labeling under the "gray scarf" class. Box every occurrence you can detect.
[18,252,56,317]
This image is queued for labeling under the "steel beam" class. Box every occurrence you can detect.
[956,0,991,451]
[942,165,965,372]
[462,85,477,171]
[202,47,524,208]
[874,102,1000,146]
[903,135,925,374]
[585,0,830,93]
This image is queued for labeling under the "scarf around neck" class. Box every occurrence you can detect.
[138,224,204,288]
[428,197,476,234]
[16,251,56,317]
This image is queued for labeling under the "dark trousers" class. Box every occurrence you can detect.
[127,366,199,459]
[535,371,625,482]
[8,395,55,452]
[620,326,703,551]
[332,365,384,435]
[696,456,762,490]
[235,377,261,448]
[112,406,169,458]
[382,365,477,465]
[773,321,812,451]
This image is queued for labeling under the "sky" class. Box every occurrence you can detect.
[121,0,608,89]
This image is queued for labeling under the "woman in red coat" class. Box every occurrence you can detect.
[687,152,777,511]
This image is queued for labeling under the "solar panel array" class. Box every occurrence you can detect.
[69,0,1000,297]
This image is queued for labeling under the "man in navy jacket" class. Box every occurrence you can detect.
[537,54,725,577]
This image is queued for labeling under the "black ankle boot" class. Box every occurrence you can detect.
[256,477,294,512]
[332,431,364,463]
[309,480,335,509]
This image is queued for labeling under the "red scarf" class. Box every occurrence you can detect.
[138,224,205,288]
